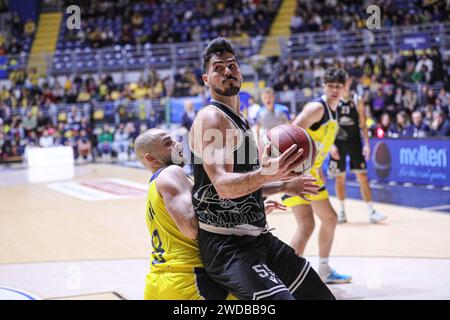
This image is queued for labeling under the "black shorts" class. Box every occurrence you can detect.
[328,139,367,176]
[198,229,335,300]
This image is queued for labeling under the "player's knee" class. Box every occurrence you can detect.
[322,213,337,228]
[336,175,345,184]
[356,173,368,183]
[297,215,315,234]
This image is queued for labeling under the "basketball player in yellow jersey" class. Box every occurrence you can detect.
[134,128,228,300]
[135,128,319,299]
[282,68,352,284]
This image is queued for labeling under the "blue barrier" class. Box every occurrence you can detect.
[368,138,450,187]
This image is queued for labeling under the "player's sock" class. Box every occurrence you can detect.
[367,202,374,214]
[319,258,330,275]
[337,201,347,223]
[340,201,345,213]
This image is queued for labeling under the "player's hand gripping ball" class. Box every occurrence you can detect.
[262,124,316,174]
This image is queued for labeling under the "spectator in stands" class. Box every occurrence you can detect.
[388,110,409,138]
[148,69,165,99]
[8,37,22,55]
[290,12,303,33]
[39,129,54,148]
[0,0,8,13]
[26,130,38,147]
[87,27,103,48]
[181,100,196,133]
[24,18,36,37]
[402,89,417,112]
[0,42,6,55]
[430,111,450,137]
[376,112,392,139]
[113,123,129,161]
[245,95,262,127]
[76,129,93,163]
[22,110,37,134]
[411,64,428,83]
[120,24,134,45]
[77,86,91,102]
[97,123,114,160]
[9,12,22,37]
[254,87,290,149]
[67,106,82,128]
[371,88,386,119]
[173,68,193,97]
[405,111,430,138]
[131,11,144,29]
[393,87,403,108]
[53,129,67,146]
[415,54,433,81]
[437,88,449,109]
[37,110,51,129]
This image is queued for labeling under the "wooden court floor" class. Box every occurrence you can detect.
[1,164,449,299]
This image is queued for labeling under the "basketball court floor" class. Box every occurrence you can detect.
[0,163,449,300]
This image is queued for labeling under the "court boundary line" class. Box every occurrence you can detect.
[1,255,450,266]
[46,291,127,300]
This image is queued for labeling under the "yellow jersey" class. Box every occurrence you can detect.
[307,95,339,169]
[144,167,235,300]
[282,96,339,207]
[145,167,202,273]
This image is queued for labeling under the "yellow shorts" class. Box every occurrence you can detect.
[144,268,237,300]
[281,168,329,207]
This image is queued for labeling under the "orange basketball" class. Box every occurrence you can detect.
[264,124,316,174]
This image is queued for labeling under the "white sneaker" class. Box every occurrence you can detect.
[369,210,387,224]
[337,211,347,224]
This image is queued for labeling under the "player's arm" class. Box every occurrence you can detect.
[190,107,303,199]
[156,165,198,240]
[261,175,319,197]
[356,95,370,160]
[292,102,324,130]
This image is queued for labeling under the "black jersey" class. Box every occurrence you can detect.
[336,92,361,142]
[191,100,266,234]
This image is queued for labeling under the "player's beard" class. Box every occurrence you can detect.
[211,80,241,96]
[169,146,185,167]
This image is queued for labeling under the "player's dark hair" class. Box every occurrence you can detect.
[202,37,238,72]
[323,68,347,85]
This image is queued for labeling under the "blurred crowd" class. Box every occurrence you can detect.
[273,48,450,138]
[289,0,450,34]
[1,0,449,165]
[2,48,450,164]
[63,0,279,47]
[0,0,36,56]
[0,110,151,164]
[0,69,167,163]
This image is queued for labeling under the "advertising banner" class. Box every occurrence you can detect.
[368,138,450,187]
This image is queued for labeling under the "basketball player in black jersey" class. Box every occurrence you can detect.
[189,38,334,300]
[328,76,387,224]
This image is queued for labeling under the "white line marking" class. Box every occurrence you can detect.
[422,205,450,211]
